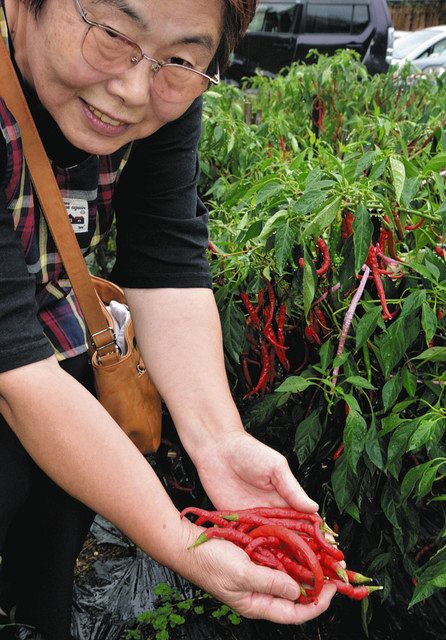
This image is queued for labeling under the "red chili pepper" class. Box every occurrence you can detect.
[379,227,388,252]
[179,507,232,528]
[405,217,425,231]
[305,323,321,345]
[313,525,344,561]
[243,343,270,399]
[267,348,277,389]
[279,135,286,161]
[241,356,253,389]
[250,524,325,597]
[241,292,260,328]
[341,211,354,240]
[251,549,286,572]
[435,245,445,258]
[223,508,321,523]
[274,551,315,585]
[315,237,330,277]
[244,536,281,558]
[332,442,344,460]
[437,309,444,320]
[329,579,382,600]
[367,245,393,320]
[267,141,273,158]
[264,279,275,330]
[278,303,286,345]
[319,554,348,582]
[392,209,405,241]
[189,528,252,549]
[313,306,329,336]
[298,257,305,269]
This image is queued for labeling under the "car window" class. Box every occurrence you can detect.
[247,3,297,33]
[304,3,369,35]
[431,38,446,56]
[393,29,441,59]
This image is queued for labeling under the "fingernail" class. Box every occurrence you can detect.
[283,584,300,600]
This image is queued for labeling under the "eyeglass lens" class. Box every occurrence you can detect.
[82,25,210,102]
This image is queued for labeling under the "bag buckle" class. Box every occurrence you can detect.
[90,327,120,363]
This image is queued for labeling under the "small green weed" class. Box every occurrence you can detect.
[125,582,241,640]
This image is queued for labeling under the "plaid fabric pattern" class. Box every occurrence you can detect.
[1,5,131,360]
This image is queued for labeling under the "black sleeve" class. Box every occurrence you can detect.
[0,188,53,374]
[111,97,212,289]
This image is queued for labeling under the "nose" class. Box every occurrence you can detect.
[105,59,153,107]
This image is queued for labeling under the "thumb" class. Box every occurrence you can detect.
[248,563,301,601]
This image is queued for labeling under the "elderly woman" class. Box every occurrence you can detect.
[0,0,336,638]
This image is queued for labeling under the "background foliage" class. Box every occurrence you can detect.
[198,51,446,638]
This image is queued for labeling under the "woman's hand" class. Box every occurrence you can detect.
[186,531,336,624]
[193,430,318,513]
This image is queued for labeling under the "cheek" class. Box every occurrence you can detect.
[149,97,196,125]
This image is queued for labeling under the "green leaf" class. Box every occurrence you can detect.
[381,482,402,532]
[376,316,420,377]
[331,455,357,513]
[408,420,441,452]
[344,408,367,473]
[424,151,446,173]
[276,376,314,393]
[355,150,379,177]
[346,502,361,522]
[275,221,294,274]
[352,203,373,274]
[293,189,328,215]
[386,421,419,478]
[302,196,341,239]
[319,339,334,371]
[418,465,440,499]
[365,421,384,470]
[258,209,288,242]
[294,409,324,465]
[389,156,406,202]
[382,374,402,412]
[255,181,283,205]
[402,367,417,397]
[413,347,446,363]
[303,247,316,319]
[345,376,376,390]
[239,219,263,244]
[221,302,246,364]
[333,351,350,370]
[355,307,381,350]
[401,462,430,500]
[421,303,438,345]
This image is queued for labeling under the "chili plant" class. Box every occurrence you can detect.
[200,51,446,639]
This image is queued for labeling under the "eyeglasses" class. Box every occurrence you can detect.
[73,0,220,103]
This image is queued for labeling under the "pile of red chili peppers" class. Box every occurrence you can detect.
[182,506,382,604]
[240,279,290,398]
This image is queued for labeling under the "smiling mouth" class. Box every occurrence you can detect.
[85,101,126,126]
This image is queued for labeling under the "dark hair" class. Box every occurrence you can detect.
[24,0,257,70]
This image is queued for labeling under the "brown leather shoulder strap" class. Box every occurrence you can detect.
[0,37,114,349]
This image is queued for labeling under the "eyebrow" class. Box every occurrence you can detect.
[173,34,216,53]
[94,0,217,53]
[94,0,147,26]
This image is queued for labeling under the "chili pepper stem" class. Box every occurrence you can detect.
[188,532,209,549]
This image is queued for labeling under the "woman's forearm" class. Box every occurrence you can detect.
[124,287,246,461]
[0,356,197,575]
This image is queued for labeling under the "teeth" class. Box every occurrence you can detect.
[87,104,123,126]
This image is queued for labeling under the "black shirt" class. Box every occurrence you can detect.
[0,69,211,374]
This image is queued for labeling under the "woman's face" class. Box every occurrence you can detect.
[10,0,223,154]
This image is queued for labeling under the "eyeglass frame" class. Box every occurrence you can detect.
[73,0,220,90]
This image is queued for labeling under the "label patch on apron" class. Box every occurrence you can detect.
[64,198,89,234]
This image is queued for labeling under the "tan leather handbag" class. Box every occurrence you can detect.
[0,39,162,454]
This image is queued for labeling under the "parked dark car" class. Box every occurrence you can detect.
[226,0,394,81]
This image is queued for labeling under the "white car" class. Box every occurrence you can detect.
[391,25,446,66]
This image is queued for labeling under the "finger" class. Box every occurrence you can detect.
[247,582,337,624]
[248,563,301,601]
[272,459,319,512]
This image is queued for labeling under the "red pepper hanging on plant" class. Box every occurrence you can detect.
[367,244,393,321]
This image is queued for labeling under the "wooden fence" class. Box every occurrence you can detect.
[389,1,446,31]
